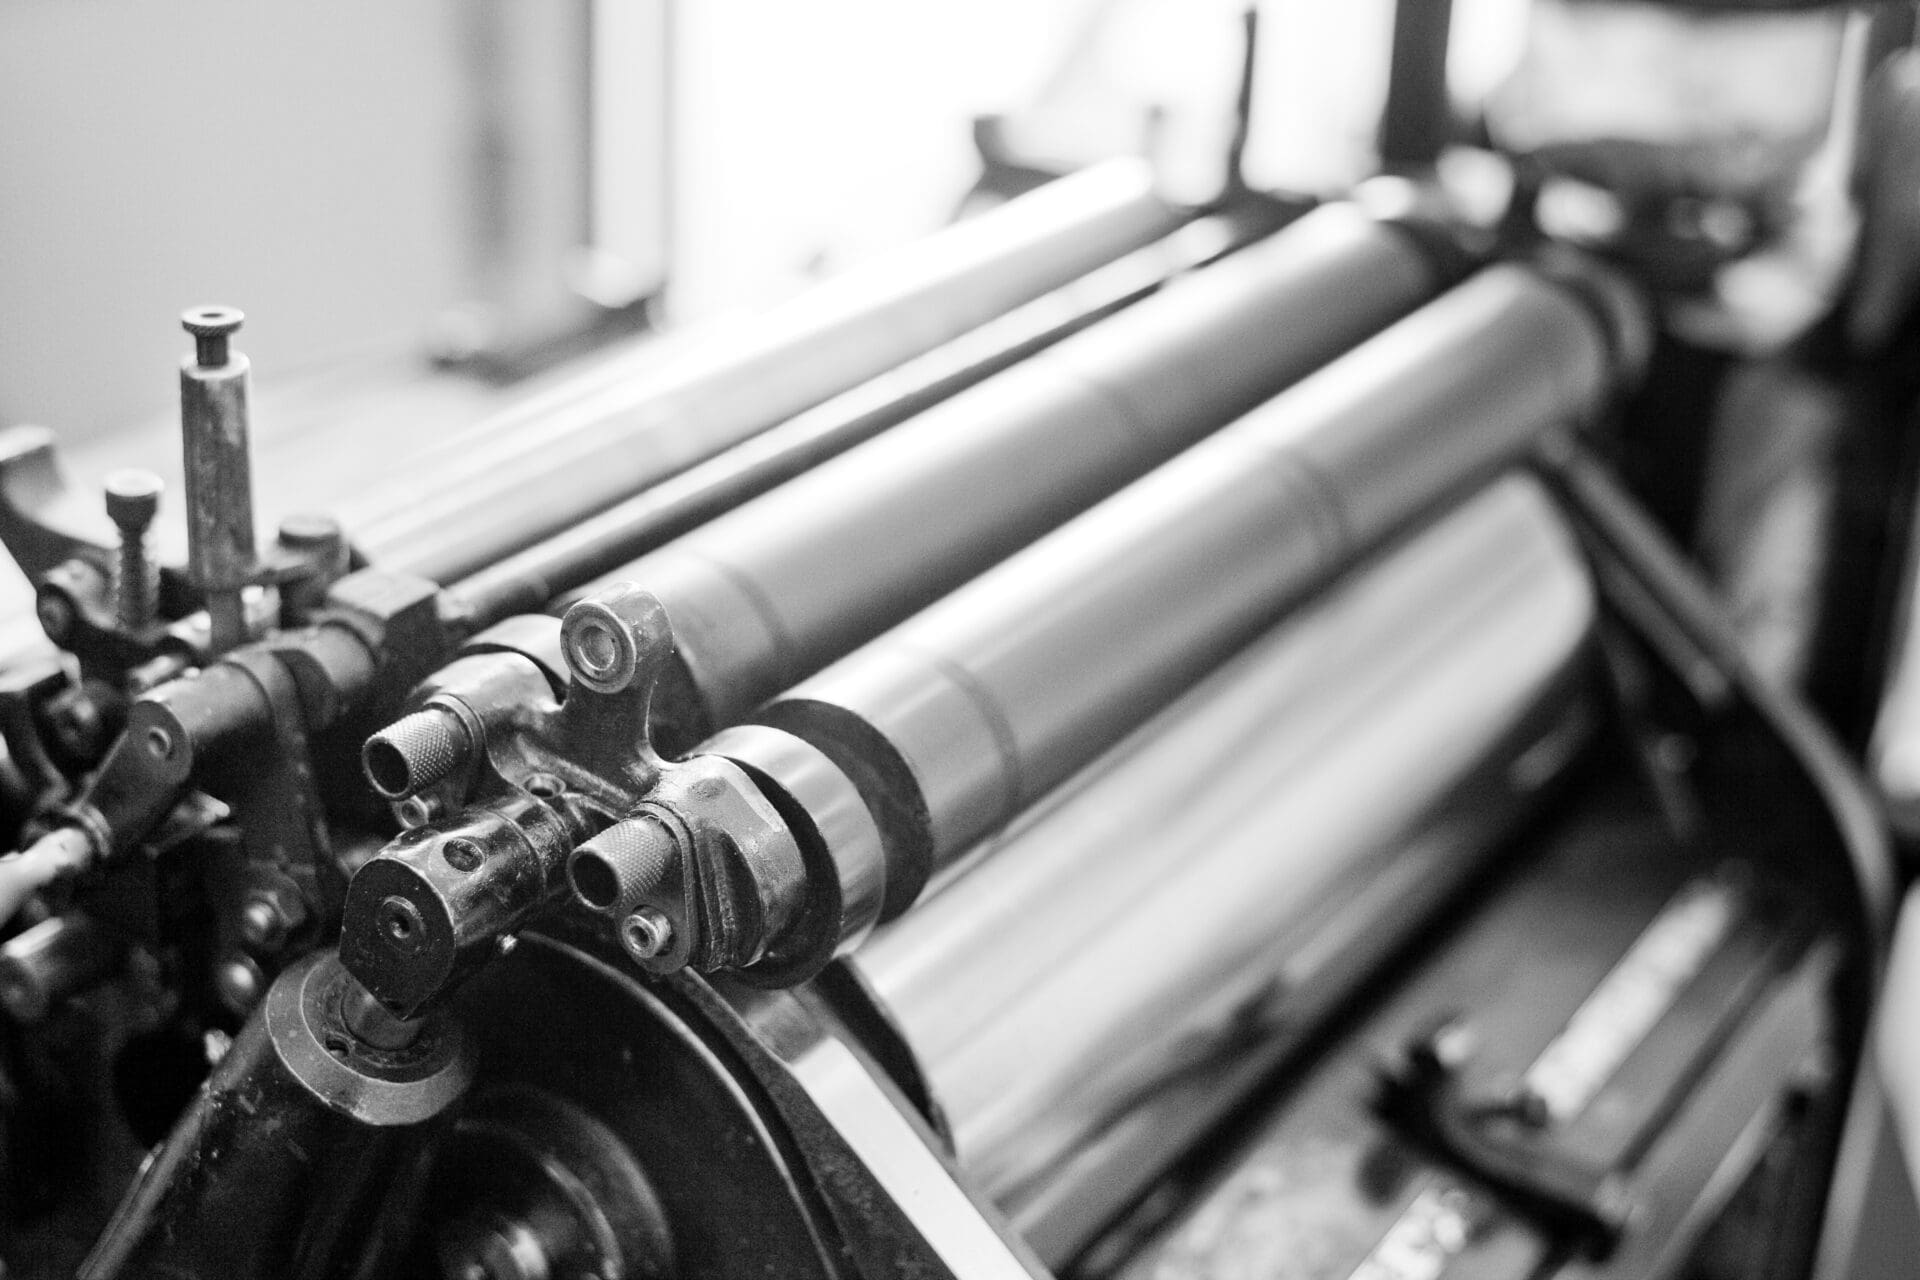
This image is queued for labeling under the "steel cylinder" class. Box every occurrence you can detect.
[585,202,1446,746]
[351,160,1184,584]
[851,476,1598,1262]
[178,307,257,652]
[755,261,1631,918]
[445,213,1256,627]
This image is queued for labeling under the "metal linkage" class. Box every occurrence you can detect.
[79,951,475,1280]
[339,585,880,1017]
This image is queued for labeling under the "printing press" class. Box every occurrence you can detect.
[5,2,1920,1277]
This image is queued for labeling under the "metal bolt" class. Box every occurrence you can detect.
[275,511,342,551]
[104,468,164,631]
[363,707,471,800]
[377,894,429,954]
[393,794,441,829]
[620,907,673,961]
[42,685,105,761]
[568,817,676,914]
[35,590,73,643]
[181,305,244,369]
[237,889,305,952]
[215,954,265,1012]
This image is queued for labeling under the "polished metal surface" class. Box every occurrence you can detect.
[591,203,1440,739]
[759,263,1621,912]
[852,475,1597,1261]
[704,723,890,965]
[444,213,1253,626]
[350,160,1184,584]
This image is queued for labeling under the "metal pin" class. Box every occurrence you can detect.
[178,306,257,652]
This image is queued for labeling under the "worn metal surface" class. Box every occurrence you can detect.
[176,307,257,651]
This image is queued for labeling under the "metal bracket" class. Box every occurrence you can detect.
[340,584,812,1017]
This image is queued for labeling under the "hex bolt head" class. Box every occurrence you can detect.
[620,907,674,961]
[363,707,472,800]
[181,305,244,369]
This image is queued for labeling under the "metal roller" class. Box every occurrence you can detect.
[850,475,1597,1262]
[445,212,1260,628]
[351,160,1184,584]
[343,255,1631,1016]
[753,261,1636,918]
[576,202,1447,746]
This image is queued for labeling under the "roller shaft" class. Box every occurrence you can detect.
[755,262,1633,917]
[354,160,1184,583]
[587,203,1446,746]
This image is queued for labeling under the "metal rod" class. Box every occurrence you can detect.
[852,476,1596,1262]
[178,306,257,652]
[580,203,1447,748]
[753,262,1638,918]
[445,212,1260,628]
[351,160,1185,584]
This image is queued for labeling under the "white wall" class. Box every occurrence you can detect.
[0,0,477,438]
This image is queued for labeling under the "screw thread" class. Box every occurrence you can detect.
[111,529,159,631]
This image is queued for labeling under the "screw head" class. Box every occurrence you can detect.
[620,907,673,961]
[215,955,265,1012]
[180,305,244,339]
[276,511,342,551]
[237,891,303,950]
[393,795,440,829]
[103,468,164,531]
[377,894,430,955]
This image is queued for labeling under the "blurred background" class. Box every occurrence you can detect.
[0,0,1537,443]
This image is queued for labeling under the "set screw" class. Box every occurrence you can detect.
[103,468,164,631]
